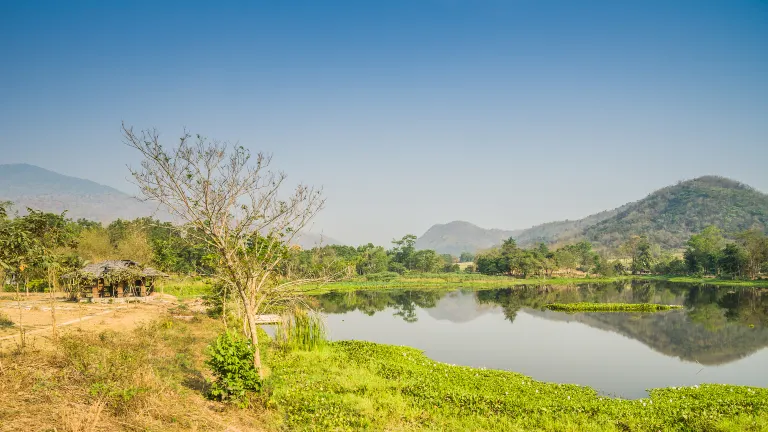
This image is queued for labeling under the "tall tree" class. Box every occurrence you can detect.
[124,124,326,378]
[736,229,768,279]
[684,226,725,275]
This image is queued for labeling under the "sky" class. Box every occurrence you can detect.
[1,0,767,246]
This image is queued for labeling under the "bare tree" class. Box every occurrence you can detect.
[123,124,326,377]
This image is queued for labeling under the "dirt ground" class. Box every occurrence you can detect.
[0,293,203,350]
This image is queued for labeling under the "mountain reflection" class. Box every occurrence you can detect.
[313,281,768,366]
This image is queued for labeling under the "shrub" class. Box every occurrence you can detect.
[0,310,13,328]
[206,330,261,405]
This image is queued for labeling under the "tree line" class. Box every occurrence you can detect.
[471,226,768,280]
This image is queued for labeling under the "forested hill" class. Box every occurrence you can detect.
[414,221,522,256]
[418,176,768,254]
[578,176,768,250]
[512,207,624,247]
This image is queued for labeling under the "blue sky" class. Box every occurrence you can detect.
[1,0,766,245]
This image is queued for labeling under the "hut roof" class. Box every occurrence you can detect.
[64,260,168,280]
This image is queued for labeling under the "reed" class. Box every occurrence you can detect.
[276,308,326,351]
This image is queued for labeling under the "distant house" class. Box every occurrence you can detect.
[64,260,168,299]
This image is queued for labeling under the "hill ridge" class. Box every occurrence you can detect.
[418,175,768,254]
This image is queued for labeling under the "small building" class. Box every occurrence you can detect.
[65,260,168,299]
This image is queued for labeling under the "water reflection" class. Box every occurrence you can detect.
[312,282,768,398]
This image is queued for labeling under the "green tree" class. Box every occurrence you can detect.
[390,234,417,269]
[459,252,475,263]
[719,243,748,278]
[355,244,389,275]
[684,226,725,275]
[411,249,444,273]
[735,229,768,279]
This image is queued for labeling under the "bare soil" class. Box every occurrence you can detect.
[0,293,182,350]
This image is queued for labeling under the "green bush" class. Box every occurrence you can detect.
[205,331,261,405]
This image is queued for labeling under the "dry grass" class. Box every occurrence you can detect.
[0,315,275,432]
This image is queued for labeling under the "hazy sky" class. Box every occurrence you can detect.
[1,1,766,246]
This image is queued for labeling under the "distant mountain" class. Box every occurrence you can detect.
[513,207,624,247]
[418,176,768,253]
[579,176,768,250]
[414,221,522,256]
[293,232,343,249]
[0,163,170,223]
[0,164,346,244]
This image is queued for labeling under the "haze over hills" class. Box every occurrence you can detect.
[0,163,341,249]
[414,221,522,256]
[418,176,768,254]
[0,163,169,223]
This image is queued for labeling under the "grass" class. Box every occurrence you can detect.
[639,275,768,288]
[275,309,327,351]
[155,276,212,299]
[268,340,768,431]
[0,311,14,328]
[2,313,766,431]
[544,302,684,312]
[0,315,274,431]
[306,273,634,294]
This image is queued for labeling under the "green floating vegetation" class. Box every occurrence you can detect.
[545,302,683,312]
[268,340,768,431]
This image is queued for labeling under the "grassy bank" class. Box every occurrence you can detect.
[306,273,634,294]
[638,275,768,288]
[545,302,683,312]
[3,315,766,431]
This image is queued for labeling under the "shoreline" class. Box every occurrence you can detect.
[306,274,768,293]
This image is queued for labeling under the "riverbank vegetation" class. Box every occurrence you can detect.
[3,314,766,431]
[544,302,683,312]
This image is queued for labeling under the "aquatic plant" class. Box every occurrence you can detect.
[545,302,683,312]
[275,308,326,351]
[268,340,768,431]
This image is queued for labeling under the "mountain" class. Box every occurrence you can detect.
[579,176,768,250]
[293,232,343,249]
[0,163,170,223]
[513,207,624,247]
[418,176,768,253]
[414,221,522,256]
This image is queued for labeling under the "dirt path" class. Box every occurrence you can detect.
[0,294,180,349]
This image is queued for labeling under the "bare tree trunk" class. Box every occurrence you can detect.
[24,276,28,297]
[15,280,24,349]
[49,268,57,340]
[236,287,264,379]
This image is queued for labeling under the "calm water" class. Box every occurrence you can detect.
[312,282,768,398]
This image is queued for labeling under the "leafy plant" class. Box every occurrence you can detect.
[205,331,261,405]
[276,308,326,351]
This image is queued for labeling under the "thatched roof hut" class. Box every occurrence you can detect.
[64,260,168,298]
[66,260,167,282]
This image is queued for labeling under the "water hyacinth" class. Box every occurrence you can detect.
[544,302,683,312]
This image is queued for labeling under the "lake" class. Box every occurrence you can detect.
[312,281,768,398]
